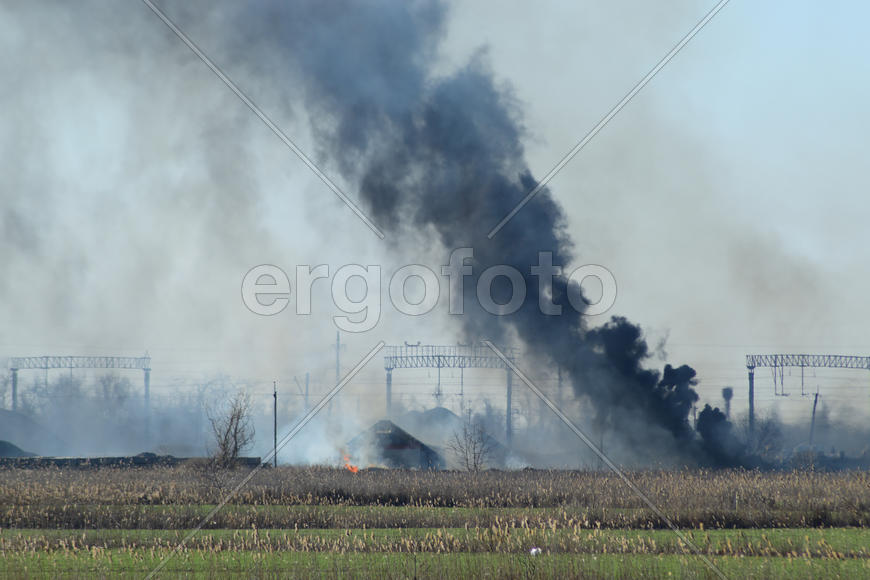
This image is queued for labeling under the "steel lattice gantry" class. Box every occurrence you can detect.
[9,355,151,371]
[746,354,870,371]
[383,344,518,370]
[383,344,519,446]
[744,353,870,434]
[7,355,152,437]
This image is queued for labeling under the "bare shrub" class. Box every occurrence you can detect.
[207,391,255,468]
[447,419,495,472]
[735,412,783,461]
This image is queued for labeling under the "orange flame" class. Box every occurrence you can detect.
[343,454,359,474]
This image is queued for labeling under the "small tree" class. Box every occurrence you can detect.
[735,412,782,462]
[447,419,495,472]
[207,392,255,468]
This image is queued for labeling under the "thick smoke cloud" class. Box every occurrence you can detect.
[8,2,862,466]
[696,404,752,467]
[222,0,730,463]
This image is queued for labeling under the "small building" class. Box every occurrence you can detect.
[347,420,445,470]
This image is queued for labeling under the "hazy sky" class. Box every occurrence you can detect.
[2,1,869,428]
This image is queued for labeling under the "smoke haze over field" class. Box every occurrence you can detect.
[2,1,870,463]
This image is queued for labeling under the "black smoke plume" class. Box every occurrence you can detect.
[232,0,742,464]
[696,404,756,467]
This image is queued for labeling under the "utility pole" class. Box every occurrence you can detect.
[747,366,755,436]
[144,365,151,447]
[273,380,278,468]
[332,332,342,417]
[295,373,311,412]
[599,430,604,471]
[506,366,513,447]
[335,332,341,385]
[809,391,820,450]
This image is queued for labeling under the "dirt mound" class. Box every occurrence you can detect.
[0,439,36,457]
[0,409,62,454]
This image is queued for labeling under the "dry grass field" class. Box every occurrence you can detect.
[2,466,869,578]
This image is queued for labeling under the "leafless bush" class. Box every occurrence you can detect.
[447,419,495,472]
[735,412,783,461]
[207,391,255,469]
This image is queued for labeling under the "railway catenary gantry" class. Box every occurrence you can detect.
[383,344,519,445]
[7,354,152,438]
[744,353,870,435]
[9,355,151,371]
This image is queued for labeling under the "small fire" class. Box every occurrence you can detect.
[343,454,359,474]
